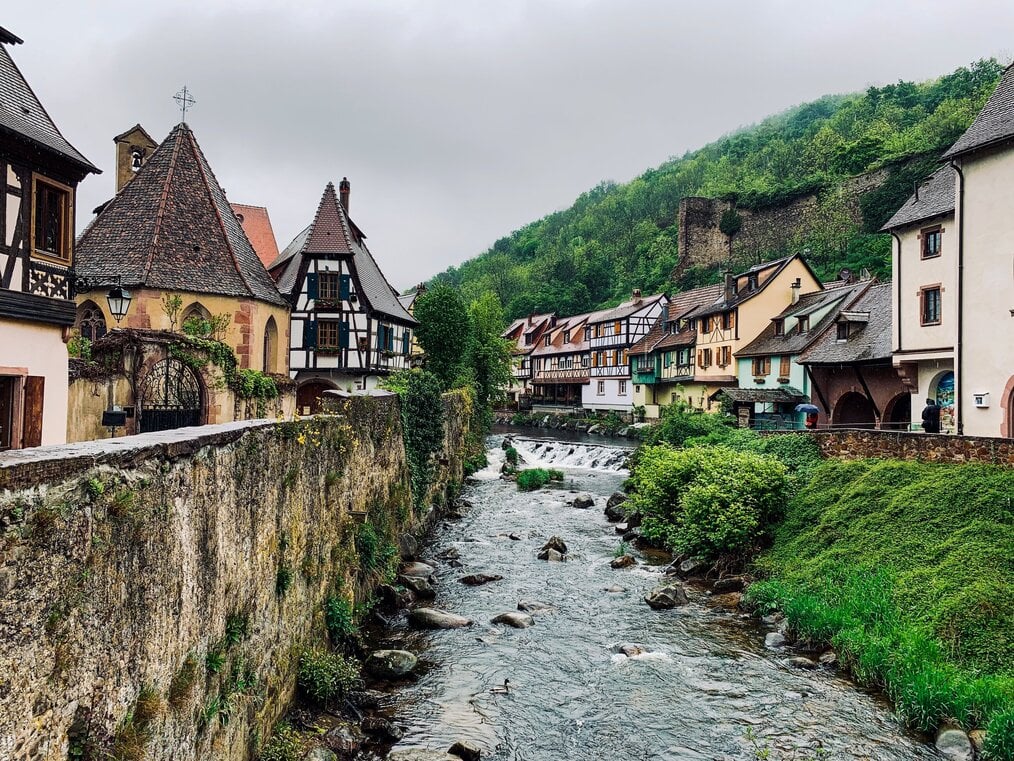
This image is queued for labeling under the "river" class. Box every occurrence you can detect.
[366,433,939,760]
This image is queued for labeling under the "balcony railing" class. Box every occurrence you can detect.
[590,365,630,378]
[533,368,591,383]
[659,364,694,381]
[633,367,657,384]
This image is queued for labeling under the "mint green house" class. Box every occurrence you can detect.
[730,281,867,428]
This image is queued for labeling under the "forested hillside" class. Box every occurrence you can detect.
[432,60,1002,319]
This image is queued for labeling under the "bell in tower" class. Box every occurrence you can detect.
[113,124,158,193]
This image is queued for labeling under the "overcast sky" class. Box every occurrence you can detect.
[6,1,1014,290]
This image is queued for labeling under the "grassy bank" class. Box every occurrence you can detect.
[746,458,1014,757]
[628,407,1014,757]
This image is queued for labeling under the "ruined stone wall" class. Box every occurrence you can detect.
[0,393,471,761]
[676,170,888,272]
[792,429,1014,466]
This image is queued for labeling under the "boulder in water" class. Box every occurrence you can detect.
[361,717,404,742]
[935,728,973,761]
[764,631,786,649]
[517,600,555,613]
[365,649,418,679]
[587,424,601,434]
[606,491,628,509]
[603,585,626,593]
[537,548,565,562]
[448,742,482,761]
[409,608,472,629]
[306,747,340,761]
[541,536,568,554]
[712,575,747,593]
[438,547,461,561]
[377,583,413,610]
[644,583,689,609]
[784,656,818,670]
[572,493,595,509]
[459,573,503,586]
[347,689,385,708]
[399,533,418,560]
[400,561,436,579]
[819,650,838,666]
[611,642,652,657]
[624,511,643,529]
[507,532,521,541]
[677,557,709,578]
[399,575,436,599]
[491,611,534,628]
[610,554,636,569]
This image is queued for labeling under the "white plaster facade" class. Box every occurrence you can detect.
[0,318,68,447]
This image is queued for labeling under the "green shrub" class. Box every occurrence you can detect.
[355,523,380,571]
[324,596,356,644]
[642,403,733,448]
[628,444,787,559]
[505,447,519,466]
[516,468,564,492]
[258,722,307,761]
[224,613,250,648]
[986,708,1014,760]
[296,648,360,705]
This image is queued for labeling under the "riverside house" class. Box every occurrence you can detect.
[583,290,667,412]
[502,312,556,408]
[270,179,417,411]
[939,63,1014,438]
[732,279,870,428]
[0,26,99,448]
[529,313,590,412]
[629,283,723,417]
[883,166,957,433]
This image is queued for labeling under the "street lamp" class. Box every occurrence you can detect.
[105,286,132,324]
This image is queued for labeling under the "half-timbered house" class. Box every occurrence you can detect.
[271,180,417,410]
[503,312,556,408]
[529,313,591,412]
[582,290,667,412]
[0,26,99,448]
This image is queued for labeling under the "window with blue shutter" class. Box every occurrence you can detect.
[376,325,385,351]
[339,321,350,348]
[402,331,410,355]
[303,319,318,348]
[386,326,394,351]
[306,273,319,300]
[340,274,351,300]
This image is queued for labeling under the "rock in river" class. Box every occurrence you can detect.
[361,717,404,742]
[612,642,652,657]
[459,573,503,586]
[388,752,460,761]
[610,554,636,569]
[305,748,339,761]
[365,649,418,679]
[644,583,689,609]
[604,502,626,522]
[540,536,568,554]
[572,493,595,509]
[448,740,482,761]
[399,575,436,599]
[517,600,555,613]
[491,611,535,628]
[712,575,747,593]
[606,491,628,509]
[935,728,973,761]
[764,631,786,649]
[409,608,472,629]
[400,561,437,579]
[784,656,818,670]
[537,548,565,562]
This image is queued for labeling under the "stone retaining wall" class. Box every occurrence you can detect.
[799,429,1014,466]
[0,393,471,761]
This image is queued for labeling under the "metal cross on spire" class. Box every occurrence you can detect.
[173,86,196,122]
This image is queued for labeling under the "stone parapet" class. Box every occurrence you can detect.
[793,429,1014,466]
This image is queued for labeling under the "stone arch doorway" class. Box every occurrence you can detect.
[296,380,337,415]
[263,316,279,374]
[833,391,876,429]
[883,393,911,431]
[139,358,205,433]
[929,370,956,433]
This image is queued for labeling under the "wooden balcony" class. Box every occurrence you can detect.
[533,368,590,384]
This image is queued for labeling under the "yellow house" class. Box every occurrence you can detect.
[74,123,290,376]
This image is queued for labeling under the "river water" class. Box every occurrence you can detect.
[368,433,939,761]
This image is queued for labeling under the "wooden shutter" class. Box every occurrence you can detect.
[22,376,44,448]
[340,274,351,300]
[779,355,791,379]
[402,331,410,354]
[303,319,318,348]
[306,273,319,300]
[339,321,350,348]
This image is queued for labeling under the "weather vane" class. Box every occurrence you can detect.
[173,86,196,121]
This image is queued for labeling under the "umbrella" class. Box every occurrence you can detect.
[794,403,820,414]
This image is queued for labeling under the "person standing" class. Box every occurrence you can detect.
[921,398,941,434]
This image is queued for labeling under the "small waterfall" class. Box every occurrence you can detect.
[508,437,632,472]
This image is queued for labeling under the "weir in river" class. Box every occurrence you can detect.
[367,433,939,760]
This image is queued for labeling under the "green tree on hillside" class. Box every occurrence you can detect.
[466,292,514,429]
[414,284,470,389]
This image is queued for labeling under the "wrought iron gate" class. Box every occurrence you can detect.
[139,358,203,433]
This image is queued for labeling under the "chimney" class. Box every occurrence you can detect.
[339,176,351,211]
[527,312,534,326]
[791,277,802,305]
[632,288,642,303]
[723,271,736,303]
[913,180,919,202]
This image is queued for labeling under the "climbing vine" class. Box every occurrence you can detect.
[168,337,279,405]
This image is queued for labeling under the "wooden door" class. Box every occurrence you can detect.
[0,377,14,449]
[22,376,44,447]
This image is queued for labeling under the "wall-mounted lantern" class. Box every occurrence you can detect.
[105,286,132,324]
[72,274,133,324]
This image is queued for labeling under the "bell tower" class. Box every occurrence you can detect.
[112,124,158,193]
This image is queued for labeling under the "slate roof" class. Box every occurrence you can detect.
[0,28,98,174]
[798,282,893,365]
[717,387,806,404]
[693,255,818,317]
[271,183,416,324]
[231,203,280,269]
[942,64,1014,160]
[737,282,869,358]
[75,123,286,306]
[881,166,954,230]
[585,292,667,324]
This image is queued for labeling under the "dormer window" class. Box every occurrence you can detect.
[544,335,551,347]
[563,330,571,343]
[836,322,849,341]
[584,326,592,341]
[748,273,759,291]
[798,316,809,333]
[773,319,785,336]
[130,148,144,172]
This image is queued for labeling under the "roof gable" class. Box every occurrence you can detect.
[232,203,281,269]
[881,166,954,231]
[304,183,356,255]
[75,123,286,306]
[943,64,1014,160]
[0,32,97,174]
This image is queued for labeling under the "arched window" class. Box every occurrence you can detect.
[76,300,107,342]
[263,316,279,373]
[181,302,212,335]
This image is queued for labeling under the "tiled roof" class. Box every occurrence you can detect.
[630,283,723,354]
[530,314,590,357]
[881,166,954,230]
[586,293,667,324]
[272,183,416,324]
[738,282,868,358]
[693,255,811,317]
[798,282,893,365]
[942,64,1014,160]
[0,30,97,173]
[718,387,806,404]
[76,123,286,306]
[504,312,555,354]
[231,203,280,269]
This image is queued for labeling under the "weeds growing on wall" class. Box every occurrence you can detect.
[382,370,446,507]
[296,648,361,706]
[258,722,308,761]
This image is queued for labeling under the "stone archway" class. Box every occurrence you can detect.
[296,380,337,415]
[883,393,912,431]
[139,358,205,433]
[263,316,279,374]
[833,391,876,429]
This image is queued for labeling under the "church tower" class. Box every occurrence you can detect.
[112,124,157,193]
